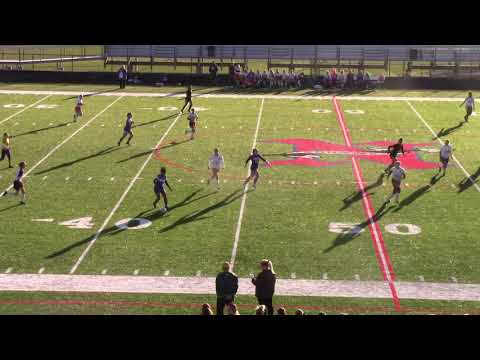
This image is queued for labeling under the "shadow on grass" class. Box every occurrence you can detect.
[433,121,465,140]
[10,122,70,139]
[116,139,190,163]
[63,88,120,100]
[0,203,23,213]
[132,113,178,129]
[458,167,480,193]
[340,173,385,211]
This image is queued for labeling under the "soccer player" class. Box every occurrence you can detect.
[1,133,13,168]
[207,148,225,190]
[181,85,193,113]
[385,138,405,174]
[185,108,198,140]
[2,161,27,204]
[117,112,134,146]
[153,167,173,210]
[385,161,406,205]
[243,149,270,190]
[459,91,475,122]
[438,139,453,176]
[73,94,84,122]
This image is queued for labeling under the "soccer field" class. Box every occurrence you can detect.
[0,87,479,314]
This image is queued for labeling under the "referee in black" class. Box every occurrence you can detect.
[215,261,238,315]
[181,85,193,113]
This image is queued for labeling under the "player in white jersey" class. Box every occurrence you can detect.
[73,94,84,122]
[207,148,225,190]
[185,108,199,140]
[459,92,474,122]
[2,161,27,204]
[385,161,406,204]
[438,139,453,176]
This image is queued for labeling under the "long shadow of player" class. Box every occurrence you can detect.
[44,189,217,259]
[340,173,385,211]
[10,122,70,139]
[458,167,480,193]
[323,201,393,254]
[0,203,23,213]
[157,189,248,234]
[433,122,464,140]
[63,88,120,100]
[35,146,122,175]
[132,113,178,129]
[116,139,190,163]
[392,185,431,213]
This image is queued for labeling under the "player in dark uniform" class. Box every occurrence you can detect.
[180,85,193,113]
[1,133,13,168]
[243,149,270,189]
[153,167,173,210]
[2,161,27,204]
[385,138,405,175]
[117,112,134,146]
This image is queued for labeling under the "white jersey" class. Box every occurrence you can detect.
[188,112,198,122]
[440,144,452,159]
[77,96,84,106]
[465,96,474,108]
[391,167,406,182]
[209,154,225,169]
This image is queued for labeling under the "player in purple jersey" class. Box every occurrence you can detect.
[243,149,270,189]
[2,161,27,204]
[153,167,173,210]
[117,112,134,146]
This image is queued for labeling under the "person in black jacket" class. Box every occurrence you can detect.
[251,259,277,315]
[215,261,239,315]
[180,85,193,113]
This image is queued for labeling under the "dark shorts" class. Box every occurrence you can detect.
[13,180,23,191]
[392,179,401,193]
[75,106,83,115]
[189,121,196,129]
[1,148,10,159]
[390,152,398,160]
[440,156,449,165]
[185,97,192,103]
[154,187,166,196]
[250,167,259,176]
[123,129,133,136]
[466,106,473,116]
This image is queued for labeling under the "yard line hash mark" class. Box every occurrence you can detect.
[0,95,51,126]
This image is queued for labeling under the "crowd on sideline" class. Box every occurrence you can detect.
[201,259,328,316]
[315,68,385,90]
[226,63,307,89]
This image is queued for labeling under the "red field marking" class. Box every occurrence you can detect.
[332,97,401,312]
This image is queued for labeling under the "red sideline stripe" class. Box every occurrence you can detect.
[332,97,401,311]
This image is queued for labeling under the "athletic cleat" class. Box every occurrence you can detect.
[153,202,157,208]
[117,142,121,146]
[20,201,25,205]
[8,165,13,168]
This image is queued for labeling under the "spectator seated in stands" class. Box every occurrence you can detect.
[246,70,256,87]
[323,70,331,88]
[295,309,305,315]
[255,305,267,315]
[201,303,213,315]
[277,307,288,315]
[227,303,240,315]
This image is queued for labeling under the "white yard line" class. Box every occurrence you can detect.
[0,89,468,102]
[0,95,51,125]
[407,101,480,193]
[69,111,183,274]
[229,98,265,270]
[2,96,124,193]
[2,273,480,302]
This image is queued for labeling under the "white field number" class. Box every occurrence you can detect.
[328,222,365,235]
[384,223,421,236]
[58,217,94,229]
[115,218,152,230]
[344,110,365,114]
[329,222,421,236]
[157,106,179,111]
[312,109,332,114]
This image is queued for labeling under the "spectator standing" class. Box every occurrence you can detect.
[215,261,239,315]
[331,68,337,88]
[118,65,127,89]
[356,69,364,89]
[201,303,213,315]
[282,70,288,88]
[251,259,277,315]
[364,71,371,89]
[228,64,235,85]
[298,72,305,88]
[274,70,281,88]
[209,62,219,85]
[338,70,345,89]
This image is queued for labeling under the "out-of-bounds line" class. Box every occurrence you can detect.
[230,98,265,270]
[69,111,183,274]
[0,95,51,125]
[1,96,124,193]
[332,96,401,311]
[406,100,480,193]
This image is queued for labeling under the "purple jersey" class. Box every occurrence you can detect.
[246,154,265,170]
[154,173,166,193]
[124,117,133,132]
[15,168,24,182]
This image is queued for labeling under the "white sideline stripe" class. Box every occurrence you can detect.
[3,274,480,301]
[230,98,265,270]
[0,89,470,102]
[407,101,480,193]
[69,111,182,274]
[4,267,12,274]
[0,95,51,125]
[38,268,44,274]
[1,96,124,194]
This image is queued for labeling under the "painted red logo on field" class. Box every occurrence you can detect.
[262,139,439,169]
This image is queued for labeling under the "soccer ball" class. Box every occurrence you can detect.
[160,208,167,214]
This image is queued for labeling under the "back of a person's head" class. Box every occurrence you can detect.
[255,305,267,315]
[295,309,305,316]
[201,303,213,315]
[227,303,240,315]
[222,261,231,272]
[277,307,287,315]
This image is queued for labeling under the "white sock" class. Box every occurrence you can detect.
[21,193,26,202]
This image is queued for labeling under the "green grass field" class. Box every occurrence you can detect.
[0,85,478,315]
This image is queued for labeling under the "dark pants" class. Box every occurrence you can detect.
[257,297,274,315]
[119,78,126,89]
[181,98,193,112]
[216,295,234,315]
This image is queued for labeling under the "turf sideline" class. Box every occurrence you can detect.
[230,98,265,270]
[0,95,51,126]
[333,97,401,311]
[69,111,184,274]
[1,96,124,193]
[1,274,480,302]
[406,101,480,193]
[0,89,468,102]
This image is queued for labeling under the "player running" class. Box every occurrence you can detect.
[2,161,27,204]
[385,161,406,205]
[385,138,405,174]
[185,108,198,140]
[1,133,13,168]
[438,139,453,176]
[117,112,134,146]
[153,167,173,211]
[243,148,270,190]
[73,94,84,122]
[207,148,225,190]
[180,85,193,113]
[459,92,475,122]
